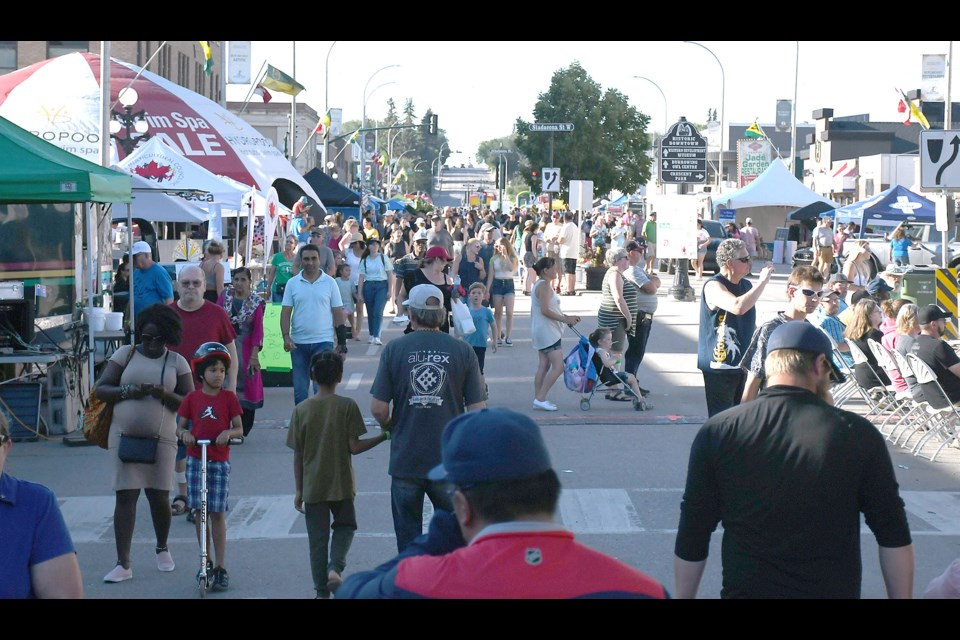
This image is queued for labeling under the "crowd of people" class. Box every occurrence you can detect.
[9,201,960,600]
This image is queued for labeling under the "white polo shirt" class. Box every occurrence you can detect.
[281,271,343,344]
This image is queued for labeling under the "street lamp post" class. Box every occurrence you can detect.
[361,64,400,199]
[435,141,449,195]
[632,75,668,135]
[684,41,724,190]
[323,40,337,175]
[109,87,150,156]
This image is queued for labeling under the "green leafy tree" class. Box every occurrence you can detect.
[514,62,652,200]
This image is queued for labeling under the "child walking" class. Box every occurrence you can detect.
[286,350,388,598]
[588,328,653,410]
[464,282,496,398]
[176,342,244,591]
[335,263,358,344]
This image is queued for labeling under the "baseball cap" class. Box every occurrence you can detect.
[917,304,953,324]
[129,241,151,257]
[766,321,845,382]
[413,229,429,242]
[431,214,442,221]
[866,277,894,295]
[416,217,426,226]
[827,273,850,285]
[427,408,553,485]
[480,223,495,232]
[402,283,445,311]
[349,232,366,245]
[626,240,644,252]
[425,245,452,261]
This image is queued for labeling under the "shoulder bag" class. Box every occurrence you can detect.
[82,345,136,449]
[117,352,168,464]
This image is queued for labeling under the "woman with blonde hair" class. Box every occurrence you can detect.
[843,298,891,390]
[486,236,520,346]
[843,239,873,292]
[892,302,923,400]
[338,218,361,255]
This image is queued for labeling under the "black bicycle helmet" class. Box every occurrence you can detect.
[192,341,231,378]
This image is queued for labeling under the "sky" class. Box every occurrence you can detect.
[224,41,953,167]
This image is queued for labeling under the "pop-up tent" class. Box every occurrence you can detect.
[834,185,935,229]
[712,158,838,249]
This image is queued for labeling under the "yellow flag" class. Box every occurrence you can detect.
[744,121,766,139]
[910,101,931,129]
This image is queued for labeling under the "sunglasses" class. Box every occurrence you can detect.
[0,433,10,445]
[734,257,752,263]
[139,334,166,344]
[793,287,826,298]
[179,280,204,288]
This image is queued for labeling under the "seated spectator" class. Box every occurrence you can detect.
[911,304,960,405]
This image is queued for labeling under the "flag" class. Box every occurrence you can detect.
[896,88,930,129]
[378,150,388,168]
[260,64,306,97]
[254,84,272,103]
[199,41,213,75]
[314,111,331,139]
[744,121,766,139]
[349,128,360,144]
[393,168,407,184]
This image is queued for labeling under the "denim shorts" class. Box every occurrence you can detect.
[539,338,562,353]
[491,277,515,297]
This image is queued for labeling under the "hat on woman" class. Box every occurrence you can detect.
[349,232,366,245]
[425,246,452,261]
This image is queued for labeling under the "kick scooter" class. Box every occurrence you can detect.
[196,439,211,597]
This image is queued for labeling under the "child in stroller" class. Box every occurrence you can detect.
[589,328,653,410]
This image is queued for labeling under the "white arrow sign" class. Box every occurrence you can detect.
[920,130,960,191]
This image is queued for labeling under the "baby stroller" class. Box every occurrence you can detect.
[563,326,646,412]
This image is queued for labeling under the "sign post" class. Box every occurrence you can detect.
[530,123,574,216]
[920,130,960,267]
[659,117,707,185]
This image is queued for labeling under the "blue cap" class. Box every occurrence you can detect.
[866,277,894,295]
[427,408,553,485]
[767,321,845,382]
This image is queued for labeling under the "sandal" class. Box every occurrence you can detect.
[606,391,633,402]
[171,495,188,517]
[186,508,198,524]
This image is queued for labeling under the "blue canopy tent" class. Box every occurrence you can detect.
[834,185,935,233]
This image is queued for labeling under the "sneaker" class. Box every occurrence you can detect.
[186,508,197,524]
[533,399,558,411]
[504,338,513,346]
[373,337,382,345]
[228,436,244,445]
[104,564,133,583]
[368,335,374,344]
[497,339,503,347]
[327,570,343,594]
[212,566,230,591]
[156,548,175,572]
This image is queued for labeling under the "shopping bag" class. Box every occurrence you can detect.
[451,298,476,337]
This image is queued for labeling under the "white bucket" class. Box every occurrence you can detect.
[105,312,124,331]
[87,307,105,332]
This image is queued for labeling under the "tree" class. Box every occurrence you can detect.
[514,62,652,200]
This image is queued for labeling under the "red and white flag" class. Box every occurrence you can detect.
[254,84,272,103]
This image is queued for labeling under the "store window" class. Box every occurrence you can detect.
[47,41,88,58]
[0,42,15,74]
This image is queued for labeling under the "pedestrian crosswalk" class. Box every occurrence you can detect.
[61,489,960,544]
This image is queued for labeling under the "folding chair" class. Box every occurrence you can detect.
[866,339,916,436]
[846,340,898,417]
[885,346,939,446]
[814,326,864,409]
[904,353,960,462]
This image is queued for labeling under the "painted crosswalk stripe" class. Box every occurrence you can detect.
[345,373,363,390]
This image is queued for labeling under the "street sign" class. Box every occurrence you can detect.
[529,123,575,132]
[920,130,960,191]
[542,168,561,193]
[659,119,707,184]
[491,148,513,154]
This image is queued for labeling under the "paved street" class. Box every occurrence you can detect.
[9,258,960,599]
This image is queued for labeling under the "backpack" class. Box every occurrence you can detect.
[563,336,598,393]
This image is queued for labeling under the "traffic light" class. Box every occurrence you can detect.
[428,114,438,136]
[531,170,539,194]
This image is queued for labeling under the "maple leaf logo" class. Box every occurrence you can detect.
[133,160,174,183]
[268,200,277,220]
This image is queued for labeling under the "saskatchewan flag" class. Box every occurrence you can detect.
[261,64,306,97]
[199,41,213,75]
[744,121,766,139]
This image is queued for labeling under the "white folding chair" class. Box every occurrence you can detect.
[846,340,897,417]
[814,326,859,408]
[866,339,915,435]
[885,347,938,446]
[904,353,960,462]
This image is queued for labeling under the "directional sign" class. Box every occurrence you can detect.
[542,168,561,193]
[529,123,575,132]
[920,130,960,191]
[659,119,707,184]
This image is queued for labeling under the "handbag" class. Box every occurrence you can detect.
[451,297,476,337]
[82,345,136,449]
[117,351,168,464]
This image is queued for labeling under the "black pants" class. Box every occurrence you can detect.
[241,408,256,436]
[624,313,653,376]
[703,370,746,417]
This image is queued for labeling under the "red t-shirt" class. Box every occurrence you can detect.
[177,389,242,461]
[167,301,237,373]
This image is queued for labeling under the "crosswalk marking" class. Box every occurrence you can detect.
[60,490,960,543]
[345,373,363,390]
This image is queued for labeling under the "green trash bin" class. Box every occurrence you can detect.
[900,268,938,307]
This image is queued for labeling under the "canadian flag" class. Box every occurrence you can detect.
[254,84,272,103]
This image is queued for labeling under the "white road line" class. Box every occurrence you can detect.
[345,373,363,390]
[60,490,960,542]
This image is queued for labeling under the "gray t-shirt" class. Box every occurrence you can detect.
[370,330,484,478]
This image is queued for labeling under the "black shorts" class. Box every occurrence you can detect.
[562,258,577,275]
